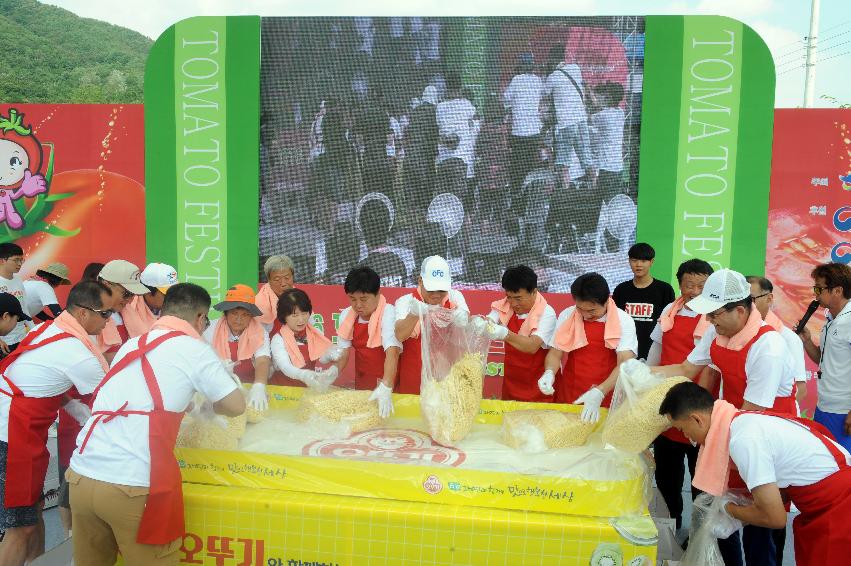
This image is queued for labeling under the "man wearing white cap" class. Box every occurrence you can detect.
[394,256,469,394]
[653,268,796,566]
[96,260,155,360]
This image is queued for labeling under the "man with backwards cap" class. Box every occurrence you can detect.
[203,284,272,411]
[394,256,469,394]
[653,268,796,566]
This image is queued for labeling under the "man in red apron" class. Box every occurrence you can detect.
[654,268,797,566]
[394,256,469,394]
[645,259,714,532]
[334,267,401,417]
[0,281,112,566]
[482,265,557,402]
[660,381,851,566]
[539,272,638,422]
[204,284,271,410]
[68,283,245,566]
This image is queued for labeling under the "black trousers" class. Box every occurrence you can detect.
[653,435,699,529]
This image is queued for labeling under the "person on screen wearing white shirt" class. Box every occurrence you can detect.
[503,53,544,201]
[746,276,808,412]
[653,268,796,566]
[0,281,111,566]
[203,284,272,412]
[436,73,479,180]
[480,265,556,403]
[333,267,401,418]
[539,272,638,423]
[69,283,244,566]
[24,262,70,321]
[589,82,625,197]
[798,262,851,453]
[0,243,30,354]
[660,381,851,566]
[395,256,469,395]
[544,44,592,188]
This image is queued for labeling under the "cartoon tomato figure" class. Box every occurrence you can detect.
[0,109,49,229]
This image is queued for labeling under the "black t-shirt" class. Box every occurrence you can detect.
[612,278,676,360]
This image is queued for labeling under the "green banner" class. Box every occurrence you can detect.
[638,16,774,283]
[145,16,260,309]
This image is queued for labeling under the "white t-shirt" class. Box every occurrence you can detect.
[436,98,479,178]
[486,305,557,347]
[777,325,807,383]
[394,289,469,322]
[0,274,28,344]
[23,280,59,318]
[818,302,851,414]
[202,318,271,361]
[590,107,625,173]
[0,323,105,442]
[547,306,638,355]
[545,64,585,128]
[503,74,544,137]
[336,304,402,351]
[730,413,851,490]
[687,323,795,407]
[70,329,238,487]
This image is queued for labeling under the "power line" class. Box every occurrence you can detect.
[778,48,851,76]
[819,18,851,36]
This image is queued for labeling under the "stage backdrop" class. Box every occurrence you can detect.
[0,104,145,304]
[765,108,851,417]
[144,15,775,396]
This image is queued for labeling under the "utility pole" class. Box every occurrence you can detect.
[803,0,820,107]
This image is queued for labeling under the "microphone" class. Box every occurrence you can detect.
[794,300,820,334]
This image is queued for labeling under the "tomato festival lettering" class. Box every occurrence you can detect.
[175,18,229,304]
[673,19,743,272]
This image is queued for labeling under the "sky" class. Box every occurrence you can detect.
[43,0,851,108]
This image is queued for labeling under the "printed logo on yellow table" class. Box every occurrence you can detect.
[423,474,443,495]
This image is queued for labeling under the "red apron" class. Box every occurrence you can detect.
[78,331,187,545]
[733,412,851,564]
[269,339,315,387]
[709,326,796,415]
[0,322,74,508]
[661,314,704,443]
[554,320,616,406]
[57,390,92,469]
[502,313,554,402]
[269,318,282,340]
[352,320,386,390]
[227,341,255,383]
[106,323,131,355]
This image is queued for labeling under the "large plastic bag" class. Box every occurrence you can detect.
[177,362,248,450]
[680,493,744,566]
[601,360,690,453]
[419,308,490,446]
[501,409,596,452]
[297,386,383,436]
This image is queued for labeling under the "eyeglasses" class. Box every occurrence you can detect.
[813,286,833,295]
[751,292,770,300]
[78,305,115,319]
[705,306,732,320]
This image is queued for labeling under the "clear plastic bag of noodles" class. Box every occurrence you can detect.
[296,386,384,438]
[601,359,690,453]
[680,493,744,566]
[419,307,490,446]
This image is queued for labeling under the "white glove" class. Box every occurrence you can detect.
[486,322,509,340]
[537,369,555,395]
[320,344,343,364]
[64,399,91,426]
[574,387,605,423]
[469,316,488,335]
[247,382,269,411]
[314,366,338,392]
[709,497,744,538]
[368,381,394,419]
[407,299,430,317]
[291,368,322,388]
[451,309,469,328]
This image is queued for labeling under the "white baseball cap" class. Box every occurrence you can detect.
[686,268,751,314]
[99,260,149,295]
[420,255,451,292]
[140,263,179,294]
